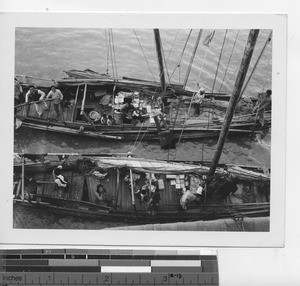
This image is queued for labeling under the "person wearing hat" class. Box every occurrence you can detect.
[46,85,64,121]
[25,85,46,118]
[193,83,206,116]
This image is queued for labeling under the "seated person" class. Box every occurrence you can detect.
[100,114,107,125]
[135,185,150,203]
[107,115,115,126]
[121,102,135,123]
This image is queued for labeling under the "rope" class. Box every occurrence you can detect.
[219,30,240,92]
[174,43,211,159]
[167,29,179,62]
[262,45,272,90]
[107,29,115,79]
[104,29,110,74]
[133,29,156,81]
[110,29,118,80]
[169,29,192,81]
[211,30,228,93]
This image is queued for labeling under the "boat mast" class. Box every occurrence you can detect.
[183,29,203,89]
[154,29,166,91]
[207,29,260,180]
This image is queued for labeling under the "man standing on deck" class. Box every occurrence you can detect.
[193,83,205,116]
[46,85,64,121]
[25,85,46,118]
[254,89,272,127]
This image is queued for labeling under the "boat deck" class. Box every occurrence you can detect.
[23,166,269,215]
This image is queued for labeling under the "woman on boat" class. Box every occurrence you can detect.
[25,85,46,118]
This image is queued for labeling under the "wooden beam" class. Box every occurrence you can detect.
[71,85,80,122]
[80,83,87,115]
[154,29,166,91]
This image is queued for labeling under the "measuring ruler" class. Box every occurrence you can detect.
[0,249,218,285]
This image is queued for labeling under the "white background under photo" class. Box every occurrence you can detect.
[0,0,299,285]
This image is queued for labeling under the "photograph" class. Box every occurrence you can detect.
[13,27,272,231]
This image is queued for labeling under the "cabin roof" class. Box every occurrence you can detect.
[94,156,208,174]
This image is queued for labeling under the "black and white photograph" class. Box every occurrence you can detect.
[13,27,272,231]
[0,12,286,247]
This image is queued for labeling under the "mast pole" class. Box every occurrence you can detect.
[207,29,259,180]
[154,29,166,91]
[183,29,203,89]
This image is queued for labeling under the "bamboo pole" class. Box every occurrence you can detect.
[71,85,80,122]
[207,29,260,180]
[21,153,25,201]
[129,168,137,215]
[183,29,203,89]
[80,83,87,115]
[154,29,166,91]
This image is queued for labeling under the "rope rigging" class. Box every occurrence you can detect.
[104,29,110,74]
[107,29,116,79]
[167,29,179,63]
[174,32,214,160]
[211,30,228,93]
[219,30,240,92]
[110,29,119,80]
[169,29,193,81]
[240,30,273,98]
[133,29,156,81]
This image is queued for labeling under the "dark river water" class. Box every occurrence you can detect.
[13,28,272,229]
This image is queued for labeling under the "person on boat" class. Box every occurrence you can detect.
[157,97,165,113]
[106,115,115,126]
[193,84,205,116]
[94,184,108,204]
[135,185,150,203]
[132,108,142,125]
[215,177,239,200]
[100,114,107,125]
[46,85,64,121]
[180,189,196,210]
[14,78,23,105]
[25,85,46,118]
[52,165,68,190]
[121,102,135,124]
[254,89,272,127]
[148,190,161,215]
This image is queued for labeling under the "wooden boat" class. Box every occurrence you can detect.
[13,30,271,228]
[13,154,270,225]
[14,29,271,147]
